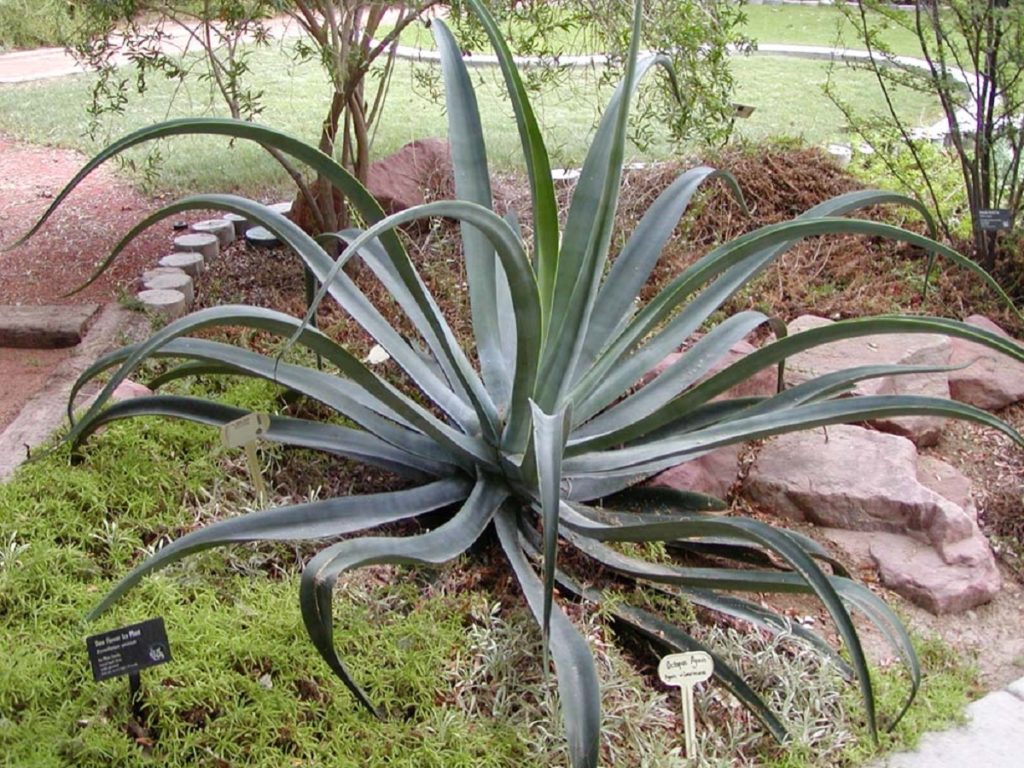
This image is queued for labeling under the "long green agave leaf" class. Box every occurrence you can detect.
[572,191,1013,410]
[600,360,967,451]
[495,507,601,768]
[88,298,474,434]
[570,502,847,574]
[578,314,1024,450]
[320,230,472,410]
[93,195,493,436]
[567,395,1023,478]
[434,17,514,410]
[88,477,472,620]
[14,116,500,442]
[514,524,792,743]
[545,564,791,743]
[554,505,882,738]
[299,477,507,716]
[836,580,920,730]
[73,395,450,478]
[530,401,572,660]
[681,586,853,674]
[73,337,479,469]
[63,305,487,466]
[573,166,745,382]
[295,199,541,451]
[145,361,241,390]
[458,0,558,318]
[537,52,675,410]
[11,118,392,253]
[575,310,770,437]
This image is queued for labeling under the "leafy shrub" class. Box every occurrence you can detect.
[20,0,1024,765]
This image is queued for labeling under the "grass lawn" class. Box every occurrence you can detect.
[0,45,941,197]
[742,5,933,58]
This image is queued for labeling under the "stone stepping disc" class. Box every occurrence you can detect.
[137,289,187,320]
[223,212,251,237]
[158,251,206,277]
[173,232,220,260]
[143,271,195,304]
[245,226,281,248]
[190,218,235,247]
[0,304,100,349]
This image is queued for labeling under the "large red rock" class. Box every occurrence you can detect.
[785,315,951,446]
[948,314,1024,411]
[745,425,1000,613]
[744,425,972,544]
[645,445,740,501]
[367,138,453,216]
[869,532,1000,614]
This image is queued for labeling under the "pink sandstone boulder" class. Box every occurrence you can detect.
[948,314,1024,411]
[868,532,1001,614]
[745,425,999,613]
[785,315,951,446]
[367,138,453,216]
[645,445,741,501]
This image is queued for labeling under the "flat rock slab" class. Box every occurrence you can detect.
[948,314,1024,410]
[0,304,100,348]
[786,314,951,445]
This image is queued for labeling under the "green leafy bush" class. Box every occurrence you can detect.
[20,1,1024,765]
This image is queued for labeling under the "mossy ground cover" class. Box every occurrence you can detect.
[0,374,979,767]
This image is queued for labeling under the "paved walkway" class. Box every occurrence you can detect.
[1,15,1021,768]
[872,675,1024,768]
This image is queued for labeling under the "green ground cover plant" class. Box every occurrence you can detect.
[17,0,1024,765]
[0,393,978,767]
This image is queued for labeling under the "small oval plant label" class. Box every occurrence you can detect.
[658,650,713,687]
[658,651,714,758]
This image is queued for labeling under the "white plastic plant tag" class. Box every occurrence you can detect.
[658,651,713,759]
[220,412,270,449]
[220,413,270,503]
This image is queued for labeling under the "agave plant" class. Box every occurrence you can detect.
[19,0,1024,765]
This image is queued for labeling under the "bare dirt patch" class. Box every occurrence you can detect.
[0,133,165,428]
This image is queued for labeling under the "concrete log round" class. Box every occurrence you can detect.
[158,251,206,277]
[190,218,235,247]
[173,232,220,260]
[245,226,281,248]
[141,266,187,284]
[137,289,187,320]
[143,270,194,304]
[224,212,251,238]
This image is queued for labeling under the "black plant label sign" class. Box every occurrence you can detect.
[86,617,172,682]
[979,209,1013,231]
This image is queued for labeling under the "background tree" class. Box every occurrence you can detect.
[70,1,438,234]
[827,0,1024,276]
[70,0,748,232]
[449,0,751,149]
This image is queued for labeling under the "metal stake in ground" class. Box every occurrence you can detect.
[658,650,714,759]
